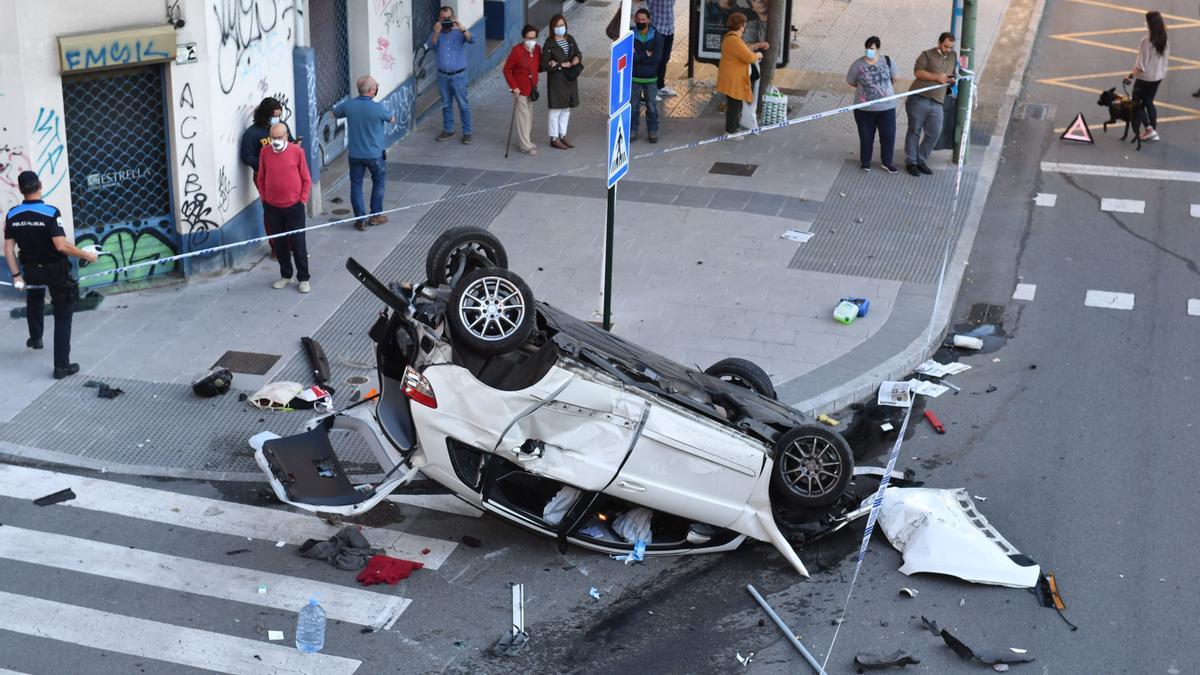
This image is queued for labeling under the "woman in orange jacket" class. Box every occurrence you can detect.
[716,13,762,139]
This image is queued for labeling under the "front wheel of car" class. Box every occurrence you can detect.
[448,267,536,356]
[704,357,777,400]
[426,226,508,287]
[770,426,853,508]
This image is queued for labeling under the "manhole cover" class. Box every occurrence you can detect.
[1016,103,1055,121]
[709,162,758,177]
[332,208,351,215]
[213,350,281,375]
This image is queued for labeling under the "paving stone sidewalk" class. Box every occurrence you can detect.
[0,0,1027,478]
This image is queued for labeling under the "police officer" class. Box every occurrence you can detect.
[4,170,98,379]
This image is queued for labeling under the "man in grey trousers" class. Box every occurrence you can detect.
[904,32,957,176]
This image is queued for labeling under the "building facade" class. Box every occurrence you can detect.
[0,0,524,289]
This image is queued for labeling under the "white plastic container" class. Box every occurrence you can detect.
[833,301,858,325]
[295,598,326,653]
[952,335,983,350]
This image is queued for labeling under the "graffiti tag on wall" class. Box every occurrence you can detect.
[177,82,218,247]
[63,39,171,72]
[75,226,179,288]
[32,107,67,197]
[377,37,396,70]
[214,0,285,95]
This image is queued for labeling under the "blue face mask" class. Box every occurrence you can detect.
[865,48,877,60]
[554,25,566,36]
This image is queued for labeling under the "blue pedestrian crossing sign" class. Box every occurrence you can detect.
[607,103,631,188]
[609,32,634,117]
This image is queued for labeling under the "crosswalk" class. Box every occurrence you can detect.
[0,463,466,674]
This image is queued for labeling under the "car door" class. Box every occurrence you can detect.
[607,402,767,528]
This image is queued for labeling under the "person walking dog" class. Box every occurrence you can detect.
[1128,11,1168,142]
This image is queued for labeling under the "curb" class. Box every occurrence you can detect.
[790,0,1048,416]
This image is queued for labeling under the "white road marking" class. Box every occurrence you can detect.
[387,493,483,518]
[0,669,31,675]
[1033,193,1057,207]
[1012,283,1037,301]
[0,464,455,570]
[0,591,361,675]
[1191,204,1200,218]
[1188,299,1200,317]
[1084,290,1135,310]
[1041,162,1200,184]
[0,525,408,629]
[1099,198,1145,214]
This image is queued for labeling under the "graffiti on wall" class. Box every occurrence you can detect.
[377,37,396,70]
[378,0,408,31]
[177,82,218,247]
[214,0,287,95]
[380,81,415,138]
[1,142,32,209]
[32,107,67,197]
[217,166,235,213]
[62,39,171,72]
[75,225,179,288]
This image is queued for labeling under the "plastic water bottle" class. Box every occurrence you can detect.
[295,597,326,653]
[833,301,858,325]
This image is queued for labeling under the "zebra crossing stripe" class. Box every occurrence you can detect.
[0,591,361,675]
[0,464,456,570]
[0,525,408,630]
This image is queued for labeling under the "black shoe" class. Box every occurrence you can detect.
[461,134,472,145]
[917,163,933,175]
[906,164,921,176]
[860,164,871,173]
[53,363,80,380]
[1193,88,1200,97]
[882,164,899,175]
[648,134,658,144]
[26,337,43,350]
[435,131,454,141]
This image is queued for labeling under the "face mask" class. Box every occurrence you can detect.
[636,22,648,30]
[270,138,287,152]
[865,48,877,59]
[524,39,537,49]
[553,25,566,36]
[270,116,281,125]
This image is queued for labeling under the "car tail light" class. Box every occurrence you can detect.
[402,366,437,408]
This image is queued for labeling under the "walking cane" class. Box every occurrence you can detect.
[504,94,518,158]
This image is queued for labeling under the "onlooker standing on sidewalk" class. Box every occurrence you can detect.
[504,25,542,155]
[239,97,291,258]
[256,124,313,294]
[4,170,98,379]
[631,9,663,143]
[741,0,770,118]
[1129,11,1168,142]
[716,13,761,141]
[847,36,899,174]
[333,76,395,231]
[645,0,677,99]
[543,15,582,150]
[431,6,474,144]
[904,32,956,176]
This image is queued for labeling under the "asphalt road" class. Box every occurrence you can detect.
[4,1,1199,673]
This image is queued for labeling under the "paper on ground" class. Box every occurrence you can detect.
[914,360,971,378]
[908,380,950,398]
[878,381,914,408]
[267,631,284,641]
[781,229,814,242]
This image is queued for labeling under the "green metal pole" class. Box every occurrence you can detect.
[953,0,976,164]
[603,186,615,331]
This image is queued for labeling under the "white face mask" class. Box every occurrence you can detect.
[270,116,281,125]
[524,39,537,49]
[553,25,566,36]
[270,138,287,153]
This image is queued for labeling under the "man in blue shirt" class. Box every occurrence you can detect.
[333,76,396,231]
[430,6,474,144]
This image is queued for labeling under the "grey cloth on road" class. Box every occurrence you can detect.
[298,525,381,570]
[904,94,943,165]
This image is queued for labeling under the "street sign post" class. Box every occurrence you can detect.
[600,29,635,331]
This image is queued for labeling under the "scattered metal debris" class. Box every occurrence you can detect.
[921,616,1035,665]
[33,488,76,506]
[494,583,529,656]
[747,585,827,675]
[897,588,918,598]
[736,651,754,667]
[853,650,920,669]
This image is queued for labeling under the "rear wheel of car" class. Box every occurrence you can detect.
[704,358,777,400]
[448,267,536,356]
[426,227,508,287]
[770,425,853,508]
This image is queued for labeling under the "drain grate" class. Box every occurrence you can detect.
[709,162,758,177]
[966,303,1005,325]
[776,87,808,97]
[212,350,281,375]
[1016,103,1055,121]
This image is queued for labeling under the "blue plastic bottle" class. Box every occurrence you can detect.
[295,597,326,653]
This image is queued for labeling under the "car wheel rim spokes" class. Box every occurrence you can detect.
[458,276,525,342]
[445,243,494,284]
[781,435,842,496]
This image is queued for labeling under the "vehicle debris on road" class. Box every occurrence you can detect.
[83,380,124,399]
[298,526,381,571]
[33,487,76,506]
[747,585,827,675]
[494,583,529,656]
[920,616,1035,665]
[853,650,920,669]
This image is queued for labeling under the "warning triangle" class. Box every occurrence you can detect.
[1060,113,1094,144]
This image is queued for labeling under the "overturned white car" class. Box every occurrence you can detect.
[254,228,856,576]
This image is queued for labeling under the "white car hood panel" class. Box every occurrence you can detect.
[875,487,1039,588]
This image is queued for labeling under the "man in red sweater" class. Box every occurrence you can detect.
[256,124,313,292]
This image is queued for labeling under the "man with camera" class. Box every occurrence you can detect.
[431,6,474,144]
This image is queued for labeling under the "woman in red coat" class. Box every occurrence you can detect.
[503,25,542,155]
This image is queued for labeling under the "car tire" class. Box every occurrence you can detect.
[447,267,536,356]
[704,357,777,400]
[770,425,853,508]
[426,226,508,287]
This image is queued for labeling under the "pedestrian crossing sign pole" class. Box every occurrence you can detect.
[600,27,634,331]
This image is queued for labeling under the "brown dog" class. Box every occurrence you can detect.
[1097,86,1143,150]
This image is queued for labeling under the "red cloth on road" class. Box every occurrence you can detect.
[255,143,311,208]
[356,554,424,586]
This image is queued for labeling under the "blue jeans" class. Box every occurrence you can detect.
[438,72,472,134]
[632,82,659,135]
[348,157,386,219]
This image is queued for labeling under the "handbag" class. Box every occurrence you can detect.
[529,85,540,102]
